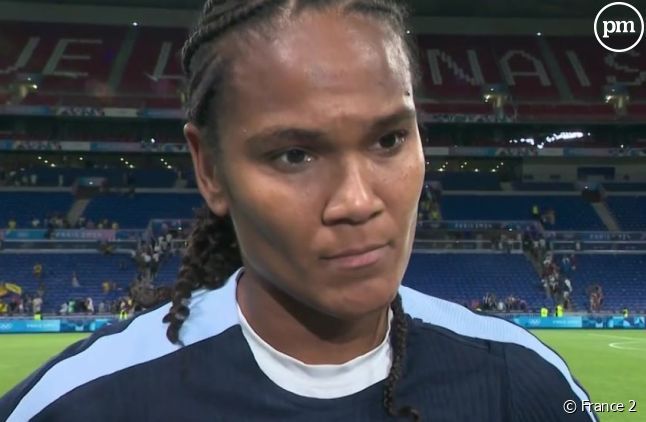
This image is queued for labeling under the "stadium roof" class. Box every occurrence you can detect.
[18,0,646,18]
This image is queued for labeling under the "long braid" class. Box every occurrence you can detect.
[170,0,421,418]
[162,206,241,345]
[385,294,420,421]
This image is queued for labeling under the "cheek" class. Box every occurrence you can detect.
[227,168,319,265]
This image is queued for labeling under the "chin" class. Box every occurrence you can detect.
[319,274,400,320]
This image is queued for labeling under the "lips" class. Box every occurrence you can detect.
[321,244,388,270]
[323,244,386,260]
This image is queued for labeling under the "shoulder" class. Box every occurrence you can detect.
[0,276,240,422]
[399,285,597,421]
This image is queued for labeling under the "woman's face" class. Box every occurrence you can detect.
[189,9,425,320]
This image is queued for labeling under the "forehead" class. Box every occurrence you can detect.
[219,8,412,130]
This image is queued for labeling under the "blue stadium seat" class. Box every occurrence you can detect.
[606,196,646,231]
[0,192,73,228]
[425,171,501,191]
[22,168,178,188]
[155,255,182,285]
[513,182,575,191]
[0,253,136,313]
[562,254,646,312]
[402,253,545,309]
[3,252,644,314]
[441,195,606,231]
[83,193,204,228]
[603,183,646,192]
[403,253,646,312]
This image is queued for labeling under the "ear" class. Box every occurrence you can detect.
[184,123,229,217]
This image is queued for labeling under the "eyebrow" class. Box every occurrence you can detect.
[243,106,417,147]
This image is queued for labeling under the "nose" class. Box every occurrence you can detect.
[322,156,385,226]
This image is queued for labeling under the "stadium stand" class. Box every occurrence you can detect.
[0,253,134,313]
[548,36,646,101]
[402,253,543,308]
[2,4,646,419]
[82,193,203,228]
[0,9,644,324]
[512,182,576,191]
[0,192,73,228]
[154,255,182,285]
[606,196,646,231]
[490,35,560,100]
[2,249,645,315]
[425,171,501,190]
[402,252,646,312]
[119,27,186,99]
[603,183,646,192]
[564,254,646,311]
[0,22,127,93]
[11,168,179,188]
[2,22,646,120]
[440,194,606,231]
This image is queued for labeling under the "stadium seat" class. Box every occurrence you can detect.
[513,182,575,191]
[561,254,646,311]
[0,192,74,228]
[402,253,545,308]
[425,171,501,191]
[0,253,136,313]
[440,195,606,231]
[606,196,646,231]
[83,193,204,228]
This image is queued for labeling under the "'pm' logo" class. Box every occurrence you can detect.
[594,2,644,52]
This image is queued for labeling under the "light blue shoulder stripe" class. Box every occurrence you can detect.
[7,268,243,422]
[10,270,594,421]
[399,285,596,421]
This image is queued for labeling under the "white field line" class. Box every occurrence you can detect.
[589,333,646,341]
[608,341,646,351]
[587,333,646,350]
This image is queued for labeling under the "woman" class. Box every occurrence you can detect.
[1,1,595,421]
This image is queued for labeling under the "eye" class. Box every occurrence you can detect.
[376,130,409,151]
[273,148,314,167]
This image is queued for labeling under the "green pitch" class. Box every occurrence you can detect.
[1,330,645,421]
[533,330,646,421]
[0,333,89,396]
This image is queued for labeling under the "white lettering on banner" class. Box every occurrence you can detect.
[426,49,485,86]
[605,51,646,86]
[147,42,182,82]
[43,39,103,78]
[565,51,591,87]
[0,37,40,74]
[499,50,552,86]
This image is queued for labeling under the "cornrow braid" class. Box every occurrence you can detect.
[173,0,421,418]
[162,206,241,345]
[201,0,234,16]
[182,0,286,126]
[182,0,281,74]
[385,294,420,421]
[181,0,416,129]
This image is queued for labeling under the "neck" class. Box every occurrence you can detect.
[236,270,390,365]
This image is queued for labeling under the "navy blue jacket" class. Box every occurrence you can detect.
[1,268,596,421]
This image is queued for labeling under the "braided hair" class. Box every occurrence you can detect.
[164,0,420,419]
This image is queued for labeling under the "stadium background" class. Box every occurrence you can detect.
[0,0,645,419]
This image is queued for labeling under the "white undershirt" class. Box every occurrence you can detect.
[237,303,393,399]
